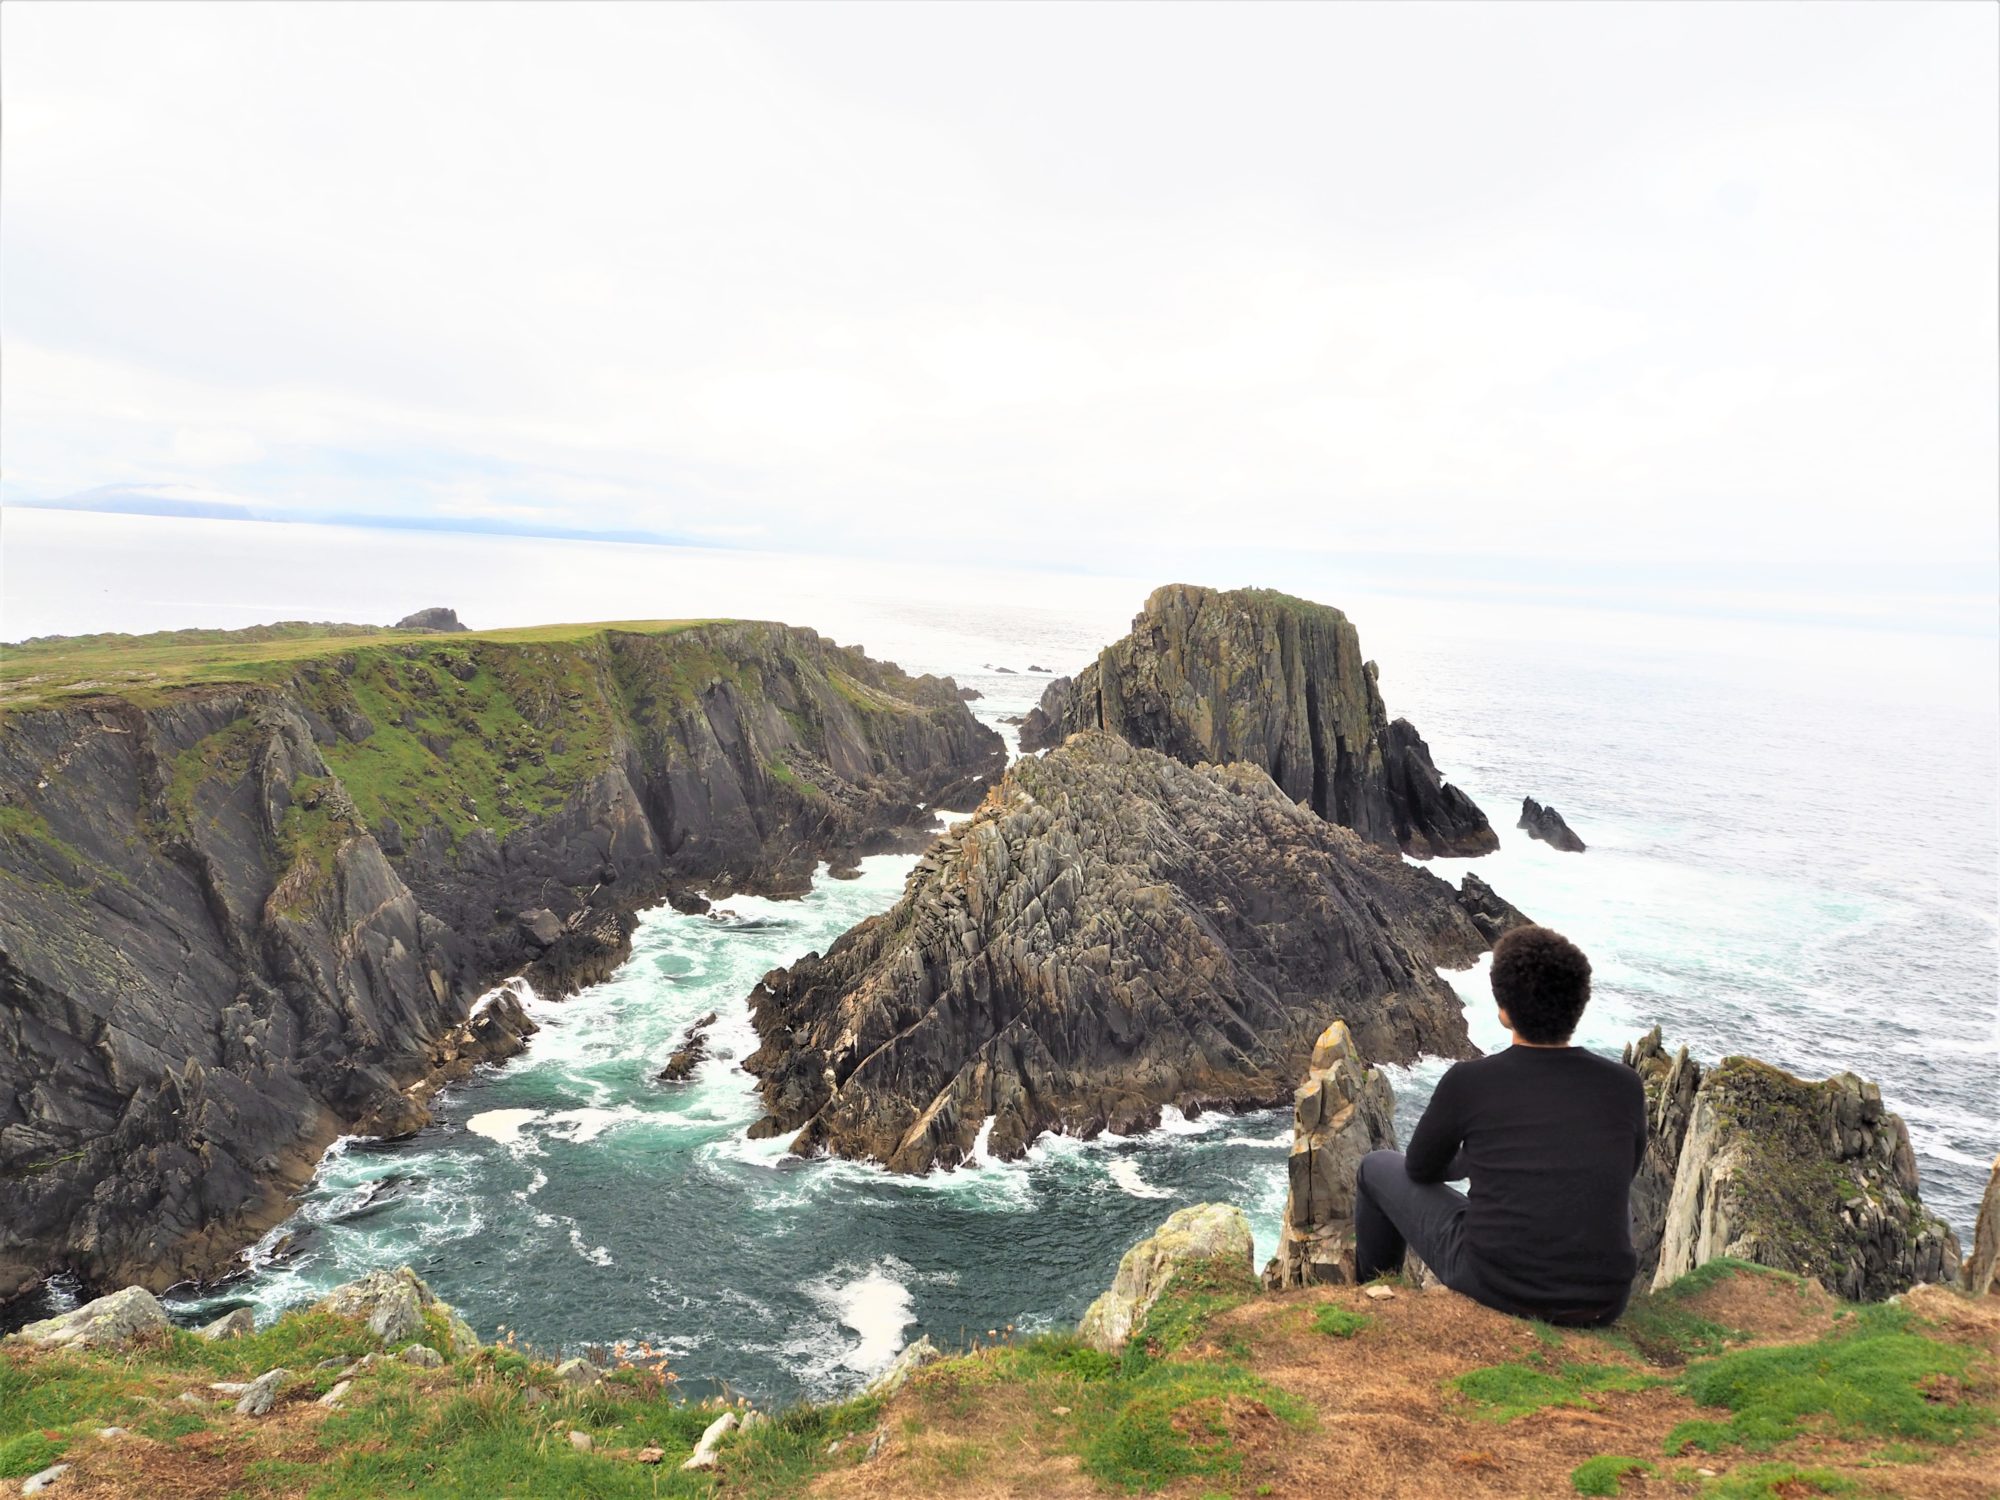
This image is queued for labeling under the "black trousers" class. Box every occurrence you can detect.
[1354,1149,1626,1327]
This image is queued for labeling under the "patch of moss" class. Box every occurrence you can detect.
[1705,1059,1870,1280]
[1571,1454,1657,1495]
[1079,1359,1312,1492]
[1311,1305,1370,1340]
[0,1430,66,1478]
[1126,1256,1262,1365]
[1666,1303,1991,1455]
[1696,1462,1859,1498]
[1450,1359,1659,1422]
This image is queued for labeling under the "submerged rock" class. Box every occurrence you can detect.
[1263,1021,1399,1289]
[1079,1203,1254,1352]
[745,733,1513,1173]
[7,1286,170,1352]
[1628,1036,1961,1301]
[658,1013,718,1083]
[1518,796,1586,852]
[1012,585,1497,857]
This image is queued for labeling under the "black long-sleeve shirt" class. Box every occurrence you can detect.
[1407,1045,1647,1313]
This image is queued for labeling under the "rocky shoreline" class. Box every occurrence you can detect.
[0,619,1003,1304]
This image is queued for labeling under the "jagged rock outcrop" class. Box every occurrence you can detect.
[0,621,1002,1303]
[1079,1203,1254,1352]
[744,733,1523,1173]
[657,1012,717,1083]
[1967,1157,2000,1296]
[5,1285,170,1352]
[317,1266,479,1351]
[1262,1021,1399,1289]
[1518,796,1586,852]
[1625,1033,1961,1301]
[1013,586,1496,857]
[392,607,468,632]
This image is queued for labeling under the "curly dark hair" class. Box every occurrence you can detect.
[1489,925,1592,1044]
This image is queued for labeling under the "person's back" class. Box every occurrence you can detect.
[1354,924,1644,1326]
[1405,1044,1644,1318]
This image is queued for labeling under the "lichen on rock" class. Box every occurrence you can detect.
[1078,1203,1254,1352]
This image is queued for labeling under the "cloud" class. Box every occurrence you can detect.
[1,1,1994,619]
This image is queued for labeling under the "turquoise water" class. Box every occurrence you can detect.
[5,514,1991,1406]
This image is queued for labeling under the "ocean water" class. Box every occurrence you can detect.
[4,511,1996,1404]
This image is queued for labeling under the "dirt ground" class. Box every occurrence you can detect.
[826,1281,2000,1500]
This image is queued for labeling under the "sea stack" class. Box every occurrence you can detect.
[743,732,1524,1174]
[1016,585,1498,858]
[1518,796,1586,852]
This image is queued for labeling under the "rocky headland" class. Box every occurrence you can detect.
[742,731,1524,1174]
[0,618,1003,1303]
[1017,585,1498,858]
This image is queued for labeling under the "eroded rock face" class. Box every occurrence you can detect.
[745,734,1511,1174]
[1634,1043,1961,1301]
[1262,1021,1399,1289]
[1966,1157,2000,1297]
[1518,797,1586,853]
[1622,1028,1705,1288]
[1013,585,1496,857]
[0,622,1002,1302]
[1079,1203,1254,1352]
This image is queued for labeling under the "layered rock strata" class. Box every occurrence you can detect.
[1518,796,1586,852]
[744,733,1523,1173]
[0,621,1002,1301]
[1016,585,1497,858]
[1262,1020,1399,1289]
[1624,1030,1961,1301]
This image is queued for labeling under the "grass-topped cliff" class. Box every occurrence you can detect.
[0,615,1005,1304]
[4,1258,1992,1499]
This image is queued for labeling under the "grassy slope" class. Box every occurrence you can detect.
[0,619,722,709]
[5,1261,1993,1500]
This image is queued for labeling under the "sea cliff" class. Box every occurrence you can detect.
[0,619,1003,1302]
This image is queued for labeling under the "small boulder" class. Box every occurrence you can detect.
[861,1336,939,1398]
[199,1307,256,1341]
[1078,1203,1255,1353]
[554,1357,603,1388]
[569,1430,594,1453]
[317,1379,352,1408]
[8,1286,170,1352]
[21,1465,71,1495]
[517,908,564,950]
[317,1267,453,1345]
[235,1368,291,1417]
[401,1343,445,1368]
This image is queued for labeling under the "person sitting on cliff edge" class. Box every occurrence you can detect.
[1354,925,1645,1326]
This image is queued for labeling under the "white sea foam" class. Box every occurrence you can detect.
[1105,1159,1173,1199]
[467,1108,544,1147]
[829,1266,914,1371]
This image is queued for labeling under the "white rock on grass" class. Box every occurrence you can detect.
[681,1410,738,1470]
[315,1267,479,1348]
[861,1336,939,1398]
[554,1357,603,1388]
[7,1287,169,1352]
[234,1368,291,1416]
[1077,1203,1254,1353]
[401,1344,444,1368]
[21,1464,71,1494]
[199,1307,256,1341]
[317,1380,352,1408]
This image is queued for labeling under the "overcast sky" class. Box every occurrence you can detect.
[3,2,1995,627]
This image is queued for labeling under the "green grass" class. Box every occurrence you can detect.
[1695,1462,1860,1498]
[0,1431,67,1478]
[1592,1257,1800,1365]
[0,618,722,708]
[1079,1359,1311,1492]
[1124,1256,1261,1364]
[1665,1303,1992,1456]
[1311,1305,1370,1339]
[1450,1358,1660,1422]
[1570,1454,1657,1495]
